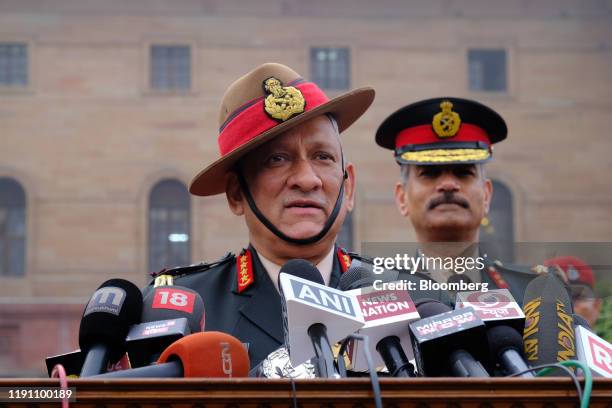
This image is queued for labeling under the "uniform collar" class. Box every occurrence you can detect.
[256,246,336,292]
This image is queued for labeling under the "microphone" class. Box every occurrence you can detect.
[126,285,205,367]
[79,279,143,377]
[574,320,612,378]
[278,259,364,377]
[455,289,525,334]
[522,273,576,368]
[92,332,250,378]
[340,261,419,376]
[409,299,490,377]
[486,325,534,377]
[455,289,531,377]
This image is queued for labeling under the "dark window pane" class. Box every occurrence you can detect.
[150,45,191,91]
[0,43,28,87]
[310,47,350,90]
[480,180,514,262]
[0,178,26,277]
[148,179,191,273]
[468,49,507,92]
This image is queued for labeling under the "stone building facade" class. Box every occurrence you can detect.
[0,0,611,375]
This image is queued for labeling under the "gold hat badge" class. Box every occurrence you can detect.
[432,100,461,138]
[263,77,306,122]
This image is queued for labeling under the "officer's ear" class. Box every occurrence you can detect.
[226,172,245,216]
[394,181,410,217]
[483,177,493,215]
[344,163,356,212]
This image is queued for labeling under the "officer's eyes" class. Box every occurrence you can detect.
[419,167,441,178]
[314,152,335,161]
[453,167,477,177]
[264,154,288,166]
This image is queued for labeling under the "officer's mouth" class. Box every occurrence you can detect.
[285,199,325,215]
[428,197,470,210]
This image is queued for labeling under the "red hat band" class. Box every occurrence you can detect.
[217,80,329,156]
[395,123,491,150]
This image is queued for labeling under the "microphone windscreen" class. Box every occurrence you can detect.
[487,325,525,360]
[415,298,452,318]
[522,273,575,366]
[279,259,324,286]
[142,286,205,333]
[79,279,143,361]
[339,259,399,290]
[158,332,249,377]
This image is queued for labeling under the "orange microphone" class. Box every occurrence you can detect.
[92,332,249,378]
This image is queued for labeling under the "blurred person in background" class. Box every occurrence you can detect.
[544,255,602,328]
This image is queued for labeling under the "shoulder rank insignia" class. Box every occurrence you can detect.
[486,265,509,290]
[432,100,461,138]
[150,252,234,281]
[154,274,174,287]
[236,248,254,293]
[263,77,305,122]
[336,247,352,274]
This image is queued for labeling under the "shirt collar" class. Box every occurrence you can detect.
[257,246,336,292]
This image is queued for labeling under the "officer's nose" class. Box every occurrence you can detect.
[435,171,460,193]
[287,159,323,192]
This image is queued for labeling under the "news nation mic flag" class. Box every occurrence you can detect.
[344,285,419,371]
[279,273,364,367]
[455,289,525,333]
[575,326,612,378]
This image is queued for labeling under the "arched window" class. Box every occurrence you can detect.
[480,180,514,262]
[337,211,354,252]
[148,179,191,273]
[0,178,26,277]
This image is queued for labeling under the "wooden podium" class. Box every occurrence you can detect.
[2,378,612,407]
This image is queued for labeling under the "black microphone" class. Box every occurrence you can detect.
[279,259,339,378]
[409,298,490,377]
[522,273,576,369]
[454,288,531,377]
[486,325,534,377]
[340,259,418,377]
[126,285,205,367]
[79,279,143,377]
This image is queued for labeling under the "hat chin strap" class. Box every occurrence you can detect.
[236,171,347,246]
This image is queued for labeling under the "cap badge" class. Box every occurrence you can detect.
[263,77,306,122]
[432,101,461,138]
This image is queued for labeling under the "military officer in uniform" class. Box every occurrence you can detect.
[147,63,374,367]
[375,97,536,305]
